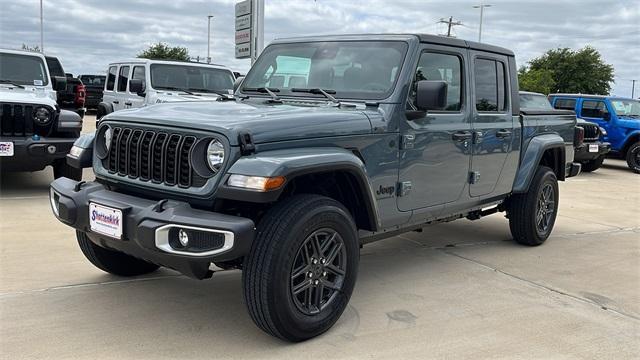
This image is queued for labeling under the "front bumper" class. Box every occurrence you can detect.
[574,142,611,162]
[0,136,75,172]
[50,178,255,279]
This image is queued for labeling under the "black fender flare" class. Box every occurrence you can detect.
[217,147,380,231]
[513,134,566,193]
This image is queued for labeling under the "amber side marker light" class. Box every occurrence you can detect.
[227,175,286,191]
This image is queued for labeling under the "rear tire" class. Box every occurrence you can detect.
[507,166,559,246]
[53,160,82,181]
[243,194,359,342]
[581,155,605,172]
[625,141,640,174]
[77,231,159,276]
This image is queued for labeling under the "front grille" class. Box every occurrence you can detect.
[578,123,600,141]
[0,103,55,137]
[103,126,198,187]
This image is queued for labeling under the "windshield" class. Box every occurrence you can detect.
[241,41,408,100]
[150,64,234,93]
[0,53,49,86]
[519,93,552,110]
[80,75,106,86]
[611,99,640,117]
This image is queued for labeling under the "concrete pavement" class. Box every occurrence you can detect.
[1,115,638,359]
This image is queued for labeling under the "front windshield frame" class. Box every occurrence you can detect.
[240,40,410,101]
[0,53,49,86]
[149,64,234,93]
[610,99,640,117]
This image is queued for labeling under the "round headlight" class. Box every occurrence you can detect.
[206,139,225,172]
[95,124,112,159]
[33,107,51,125]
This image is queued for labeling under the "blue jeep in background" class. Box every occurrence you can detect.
[549,94,640,173]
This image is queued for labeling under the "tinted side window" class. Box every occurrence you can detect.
[581,100,609,119]
[45,57,65,77]
[131,66,145,92]
[474,58,507,112]
[106,66,117,91]
[411,52,463,111]
[117,66,130,92]
[553,98,576,110]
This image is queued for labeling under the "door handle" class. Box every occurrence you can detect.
[124,102,132,106]
[496,129,512,138]
[112,100,119,104]
[452,131,472,142]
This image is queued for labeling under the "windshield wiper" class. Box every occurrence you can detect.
[291,88,339,104]
[0,80,25,89]
[242,87,281,102]
[156,86,195,95]
[188,88,235,100]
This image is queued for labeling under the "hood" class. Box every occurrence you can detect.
[0,85,57,106]
[104,100,374,145]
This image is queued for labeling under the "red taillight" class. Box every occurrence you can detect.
[574,126,585,147]
[75,83,86,106]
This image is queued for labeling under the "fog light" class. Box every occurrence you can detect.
[68,145,83,158]
[47,145,57,154]
[178,229,189,246]
[227,175,285,191]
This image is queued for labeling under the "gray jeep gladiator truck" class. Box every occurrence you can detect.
[50,34,580,342]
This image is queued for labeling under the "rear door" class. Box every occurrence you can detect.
[469,52,514,197]
[397,44,471,211]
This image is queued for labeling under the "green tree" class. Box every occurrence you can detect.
[21,44,41,52]
[520,46,614,95]
[518,67,556,94]
[137,42,190,61]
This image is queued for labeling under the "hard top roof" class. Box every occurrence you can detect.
[549,93,636,101]
[270,33,514,56]
[107,58,232,70]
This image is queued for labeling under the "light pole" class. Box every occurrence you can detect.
[40,0,44,52]
[207,15,213,63]
[473,3,492,43]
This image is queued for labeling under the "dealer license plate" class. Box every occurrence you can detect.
[89,203,123,239]
[0,142,14,156]
[588,144,599,153]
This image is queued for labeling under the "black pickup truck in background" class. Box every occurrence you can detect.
[45,56,86,118]
[79,74,105,110]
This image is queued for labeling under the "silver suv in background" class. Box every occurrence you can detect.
[97,59,235,119]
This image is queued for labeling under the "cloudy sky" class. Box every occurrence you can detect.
[1,0,638,96]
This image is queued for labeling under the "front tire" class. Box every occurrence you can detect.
[626,141,640,174]
[53,160,82,181]
[77,231,159,276]
[507,166,559,246]
[243,194,359,342]
[581,155,605,172]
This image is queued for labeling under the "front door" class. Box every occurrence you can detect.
[469,52,514,197]
[397,45,472,211]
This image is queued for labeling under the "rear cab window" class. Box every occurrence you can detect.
[474,58,508,112]
[552,98,576,110]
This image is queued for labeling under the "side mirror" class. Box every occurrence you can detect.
[52,76,67,91]
[416,80,448,111]
[234,76,245,92]
[129,79,145,96]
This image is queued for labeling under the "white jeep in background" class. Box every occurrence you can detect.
[97,59,236,119]
[0,48,83,179]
